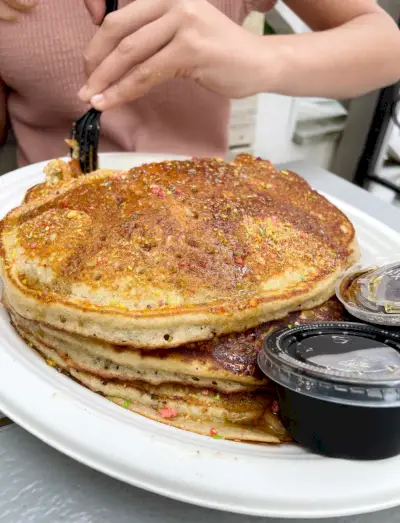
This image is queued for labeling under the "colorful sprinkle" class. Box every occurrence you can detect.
[150,185,166,199]
[159,406,178,419]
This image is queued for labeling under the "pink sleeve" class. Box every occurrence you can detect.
[244,0,278,14]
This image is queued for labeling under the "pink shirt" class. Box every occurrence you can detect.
[0,0,276,166]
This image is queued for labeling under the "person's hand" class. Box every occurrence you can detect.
[83,0,107,26]
[0,0,37,21]
[78,0,271,111]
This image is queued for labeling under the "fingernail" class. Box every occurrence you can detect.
[90,94,105,108]
[78,85,89,101]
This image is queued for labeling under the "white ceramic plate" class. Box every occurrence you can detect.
[1,153,400,520]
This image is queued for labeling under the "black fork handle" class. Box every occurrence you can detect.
[71,0,118,172]
[104,0,118,20]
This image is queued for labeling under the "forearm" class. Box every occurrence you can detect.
[259,12,400,98]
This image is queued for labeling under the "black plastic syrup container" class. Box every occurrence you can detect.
[258,322,400,460]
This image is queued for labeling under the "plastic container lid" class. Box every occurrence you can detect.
[358,262,400,312]
[258,322,400,407]
[336,264,400,326]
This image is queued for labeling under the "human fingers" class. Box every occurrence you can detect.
[6,0,37,11]
[0,0,37,21]
[88,43,185,110]
[84,0,169,76]
[83,0,105,25]
[0,2,18,20]
[80,11,178,101]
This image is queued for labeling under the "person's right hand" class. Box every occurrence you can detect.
[0,0,37,21]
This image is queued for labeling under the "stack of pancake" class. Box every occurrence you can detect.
[0,154,359,443]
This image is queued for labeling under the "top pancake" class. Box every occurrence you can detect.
[0,154,359,348]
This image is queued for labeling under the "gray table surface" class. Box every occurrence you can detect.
[1,160,400,523]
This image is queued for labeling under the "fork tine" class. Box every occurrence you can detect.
[80,110,100,174]
[84,111,101,173]
[71,108,101,174]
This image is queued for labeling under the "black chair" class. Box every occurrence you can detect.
[353,82,400,197]
[353,15,400,197]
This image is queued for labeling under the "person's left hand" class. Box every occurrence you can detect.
[79,0,271,111]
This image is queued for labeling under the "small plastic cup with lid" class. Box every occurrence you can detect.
[336,263,400,326]
[258,322,400,460]
[358,261,400,313]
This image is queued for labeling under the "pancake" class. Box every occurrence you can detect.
[0,154,359,348]
[8,297,346,443]
[25,157,83,203]
[8,297,346,394]
[11,316,286,443]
